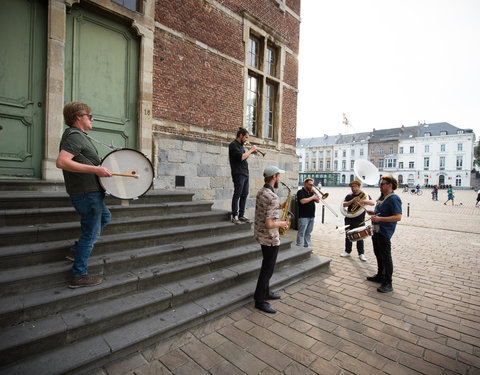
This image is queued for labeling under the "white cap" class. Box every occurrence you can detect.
[263,165,285,177]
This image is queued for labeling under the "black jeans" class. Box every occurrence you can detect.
[345,237,364,255]
[254,245,279,303]
[231,174,249,217]
[372,234,393,283]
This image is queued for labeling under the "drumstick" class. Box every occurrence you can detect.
[111,173,139,179]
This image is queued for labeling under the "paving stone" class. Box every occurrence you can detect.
[180,337,224,370]
[104,352,147,375]
[213,341,266,374]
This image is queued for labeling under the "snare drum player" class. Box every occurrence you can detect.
[340,180,374,261]
[56,102,112,289]
[365,175,402,293]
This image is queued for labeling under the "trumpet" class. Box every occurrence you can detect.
[245,142,266,157]
[311,185,338,217]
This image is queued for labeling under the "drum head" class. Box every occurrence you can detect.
[99,149,154,200]
[347,225,368,235]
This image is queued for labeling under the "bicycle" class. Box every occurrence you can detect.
[410,189,423,196]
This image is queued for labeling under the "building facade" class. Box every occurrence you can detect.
[0,0,301,215]
[297,123,476,189]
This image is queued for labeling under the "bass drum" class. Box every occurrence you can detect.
[98,149,153,200]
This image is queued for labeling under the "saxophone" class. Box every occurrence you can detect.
[279,181,293,235]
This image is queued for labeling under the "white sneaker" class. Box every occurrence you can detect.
[231,215,241,224]
[340,251,350,257]
[359,254,367,262]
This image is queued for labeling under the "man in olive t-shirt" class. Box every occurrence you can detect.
[56,102,112,289]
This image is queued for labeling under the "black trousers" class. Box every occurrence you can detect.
[254,244,279,303]
[345,237,364,254]
[372,234,393,283]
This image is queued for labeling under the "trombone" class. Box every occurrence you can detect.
[245,142,266,157]
[311,184,338,217]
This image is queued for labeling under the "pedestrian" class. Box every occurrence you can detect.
[228,128,257,224]
[296,178,320,247]
[340,180,374,261]
[432,185,438,201]
[443,186,454,206]
[56,101,112,288]
[476,191,480,207]
[253,166,289,314]
[365,175,402,293]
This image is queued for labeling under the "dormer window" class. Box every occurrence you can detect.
[457,130,464,134]
[112,0,141,12]
[440,131,447,136]
[424,132,431,137]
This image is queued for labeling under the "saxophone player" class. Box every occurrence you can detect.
[253,166,289,314]
[340,180,375,261]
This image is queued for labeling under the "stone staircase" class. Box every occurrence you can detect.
[0,183,330,375]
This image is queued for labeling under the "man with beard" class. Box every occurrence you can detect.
[340,180,374,261]
[253,166,289,314]
[229,128,257,224]
[366,175,402,293]
[296,178,320,247]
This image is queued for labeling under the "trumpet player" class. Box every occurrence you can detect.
[340,180,374,261]
[228,128,257,224]
[296,178,320,248]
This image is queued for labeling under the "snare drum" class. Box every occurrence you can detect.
[98,149,154,200]
[346,225,373,242]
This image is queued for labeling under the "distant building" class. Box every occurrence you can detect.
[297,122,476,188]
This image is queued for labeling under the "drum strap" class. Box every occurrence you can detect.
[372,193,395,233]
[69,129,120,152]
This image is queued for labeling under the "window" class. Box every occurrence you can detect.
[342,150,346,157]
[246,76,258,134]
[319,160,323,169]
[312,151,317,159]
[370,148,375,155]
[266,44,277,76]
[334,160,338,170]
[341,175,346,184]
[370,159,375,165]
[424,132,431,137]
[342,160,346,170]
[409,161,415,168]
[458,143,463,151]
[440,131,447,135]
[441,144,446,152]
[386,158,396,168]
[351,149,355,157]
[379,159,384,168]
[360,149,364,156]
[335,150,338,158]
[319,151,324,158]
[305,162,309,170]
[112,0,141,12]
[457,130,464,134]
[379,148,384,155]
[399,147,403,154]
[425,145,430,153]
[410,146,415,153]
[327,161,331,169]
[399,162,404,169]
[248,36,260,68]
[351,160,355,169]
[456,156,463,170]
[440,156,445,170]
[456,175,462,186]
[327,150,331,157]
[424,157,429,170]
[245,32,282,140]
[389,147,394,155]
[264,83,274,139]
[312,161,316,170]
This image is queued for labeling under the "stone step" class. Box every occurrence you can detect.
[0,225,256,297]
[0,210,231,246]
[0,190,194,209]
[0,201,214,227]
[0,250,329,372]
[0,220,250,270]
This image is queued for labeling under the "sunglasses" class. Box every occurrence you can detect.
[81,114,93,120]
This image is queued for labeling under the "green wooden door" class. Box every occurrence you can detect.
[0,0,46,178]
[65,6,139,158]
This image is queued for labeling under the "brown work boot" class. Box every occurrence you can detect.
[68,275,103,289]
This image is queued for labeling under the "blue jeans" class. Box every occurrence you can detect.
[70,191,111,277]
[231,174,249,217]
[296,217,315,247]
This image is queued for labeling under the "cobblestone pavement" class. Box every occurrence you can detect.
[92,187,480,375]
